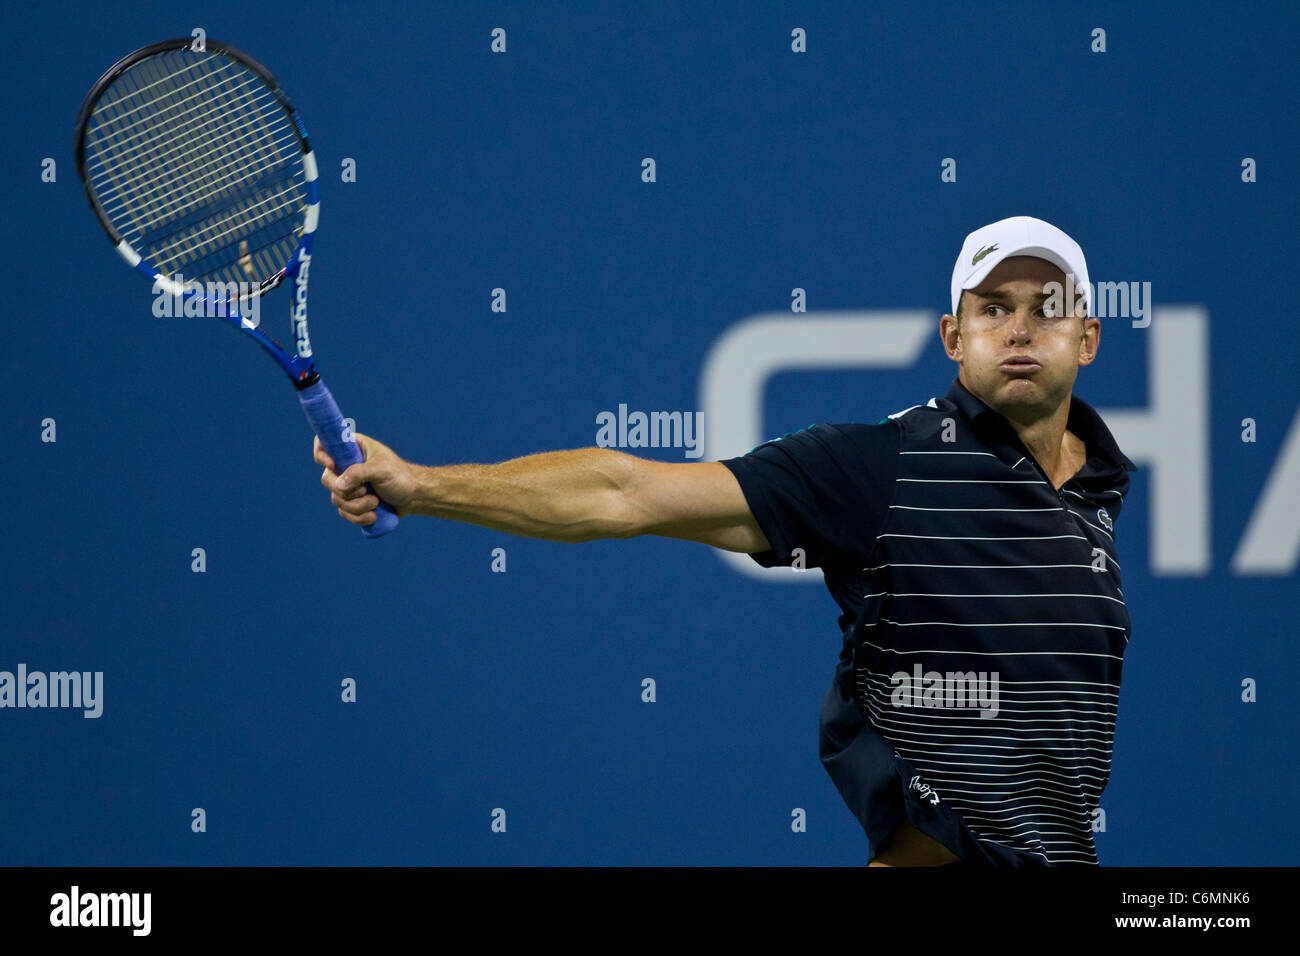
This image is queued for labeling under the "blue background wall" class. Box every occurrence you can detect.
[2,0,1296,865]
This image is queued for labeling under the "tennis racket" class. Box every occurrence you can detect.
[74,38,398,537]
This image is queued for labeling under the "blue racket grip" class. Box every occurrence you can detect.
[299,380,400,537]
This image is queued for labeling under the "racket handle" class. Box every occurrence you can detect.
[299,380,400,537]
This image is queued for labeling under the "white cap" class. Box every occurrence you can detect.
[950,215,1089,316]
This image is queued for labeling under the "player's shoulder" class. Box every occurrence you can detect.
[872,395,966,445]
[772,420,904,464]
[879,395,953,424]
[754,418,892,443]
[746,398,960,458]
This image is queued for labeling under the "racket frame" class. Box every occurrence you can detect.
[74,37,322,390]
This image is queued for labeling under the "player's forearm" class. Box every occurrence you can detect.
[407,447,641,542]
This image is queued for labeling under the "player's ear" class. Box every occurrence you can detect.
[1076,316,1100,366]
[940,313,962,361]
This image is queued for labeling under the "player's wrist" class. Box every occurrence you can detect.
[406,463,441,517]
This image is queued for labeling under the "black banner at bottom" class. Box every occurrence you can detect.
[0,865,1286,941]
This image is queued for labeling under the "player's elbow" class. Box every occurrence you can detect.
[549,508,642,544]
[549,449,648,543]
[595,452,655,542]
[548,506,637,543]
[590,489,652,542]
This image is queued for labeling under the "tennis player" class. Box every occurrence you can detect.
[314,215,1136,867]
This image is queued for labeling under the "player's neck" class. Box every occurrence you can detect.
[1007,408,1084,490]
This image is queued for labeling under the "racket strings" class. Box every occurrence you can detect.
[88,57,276,231]
[92,76,293,222]
[94,53,301,275]
[90,52,298,219]
[159,187,303,286]
[82,48,305,290]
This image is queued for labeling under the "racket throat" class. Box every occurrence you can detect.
[294,368,322,390]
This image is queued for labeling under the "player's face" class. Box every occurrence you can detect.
[941,256,1100,423]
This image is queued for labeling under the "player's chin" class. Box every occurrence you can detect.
[996,372,1043,392]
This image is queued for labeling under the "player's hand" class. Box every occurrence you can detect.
[314,432,420,525]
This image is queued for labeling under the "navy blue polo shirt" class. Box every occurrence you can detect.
[721,377,1138,866]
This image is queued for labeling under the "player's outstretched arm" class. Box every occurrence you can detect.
[313,433,770,553]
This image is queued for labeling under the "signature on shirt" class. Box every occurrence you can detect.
[910,774,941,806]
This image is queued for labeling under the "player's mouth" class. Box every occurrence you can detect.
[999,356,1041,375]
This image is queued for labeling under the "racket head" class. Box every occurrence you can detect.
[75,38,320,379]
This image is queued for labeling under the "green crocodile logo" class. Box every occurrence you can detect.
[972,243,998,266]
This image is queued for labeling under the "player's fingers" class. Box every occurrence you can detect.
[313,436,336,471]
[320,467,339,490]
[332,474,372,500]
[353,432,377,460]
[334,462,380,495]
[338,506,377,526]
[332,490,379,515]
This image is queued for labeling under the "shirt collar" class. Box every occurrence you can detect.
[943,377,1138,479]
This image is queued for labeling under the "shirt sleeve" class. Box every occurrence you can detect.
[718,420,900,570]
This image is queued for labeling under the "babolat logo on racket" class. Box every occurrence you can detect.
[294,250,313,357]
